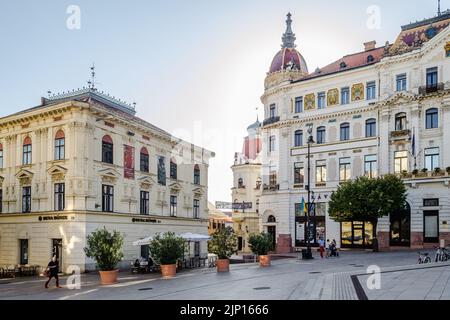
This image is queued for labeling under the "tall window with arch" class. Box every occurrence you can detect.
[294,130,303,147]
[395,113,407,131]
[102,135,114,164]
[0,143,3,169]
[140,147,149,172]
[54,130,65,160]
[170,158,177,179]
[365,118,376,137]
[317,126,326,144]
[238,178,244,188]
[425,108,438,129]
[23,137,32,165]
[194,164,200,185]
[340,123,350,141]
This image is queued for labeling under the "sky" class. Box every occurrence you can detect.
[0,0,447,203]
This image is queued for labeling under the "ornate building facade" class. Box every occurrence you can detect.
[231,119,263,252]
[0,88,214,272]
[260,12,450,252]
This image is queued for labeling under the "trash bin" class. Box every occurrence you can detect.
[302,249,313,260]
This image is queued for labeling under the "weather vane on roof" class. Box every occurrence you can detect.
[87,63,96,90]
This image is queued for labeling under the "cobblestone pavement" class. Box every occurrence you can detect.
[0,250,448,300]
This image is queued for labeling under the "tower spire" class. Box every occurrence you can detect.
[438,0,441,16]
[88,63,96,90]
[281,12,296,48]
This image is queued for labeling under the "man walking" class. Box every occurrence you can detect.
[318,237,325,259]
[45,256,61,289]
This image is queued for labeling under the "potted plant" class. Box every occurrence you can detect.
[248,233,274,267]
[208,227,237,272]
[412,169,419,176]
[401,170,408,178]
[148,232,185,278]
[434,167,442,175]
[84,227,124,285]
[446,167,450,175]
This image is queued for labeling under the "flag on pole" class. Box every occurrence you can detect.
[300,197,306,214]
[411,127,416,157]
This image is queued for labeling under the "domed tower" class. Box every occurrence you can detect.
[265,13,309,89]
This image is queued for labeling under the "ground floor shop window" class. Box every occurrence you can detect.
[341,221,373,248]
[390,204,411,247]
[423,211,439,243]
[19,239,28,265]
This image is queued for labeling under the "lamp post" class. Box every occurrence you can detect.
[303,125,314,260]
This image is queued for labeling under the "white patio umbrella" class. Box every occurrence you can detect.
[132,236,153,246]
[179,232,211,241]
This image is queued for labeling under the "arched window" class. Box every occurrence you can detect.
[54,130,65,160]
[367,55,374,63]
[340,62,347,69]
[365,119,376,137]
[395,113,407,131]
[238,178,244,188]
[23,137,32,165]
[170,158,177,179]
[294,130,303,147]
[0,143,3,169]
[268,215,276,223]
[426,108,438,129]
[194,164,200,185]
[317,127,326,144]
[140,147,149,172]
[102,135,114,164]
[340,123,350,141]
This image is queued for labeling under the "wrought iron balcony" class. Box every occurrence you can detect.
[419,83,444,95]
[263,116,280,126]
[262,184,280,192]
[390,129,411,140]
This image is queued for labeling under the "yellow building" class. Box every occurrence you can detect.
[0,87,214,272]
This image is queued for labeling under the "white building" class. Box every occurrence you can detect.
[0,87,214,272]
[231,119,263,252]
[259,12,450,252]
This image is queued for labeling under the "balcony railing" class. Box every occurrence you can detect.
[419,83,444,95]
[390,129,411,139]
[263,184,279,191]
[263,116,280,126]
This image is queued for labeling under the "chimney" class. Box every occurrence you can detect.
[364,41,377,51]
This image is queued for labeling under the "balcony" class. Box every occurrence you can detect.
[390,129,411,141]
[262,184,279,192]
[419,83,444,95]
[263,116,280,126]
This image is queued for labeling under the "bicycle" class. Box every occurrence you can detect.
[418,252,431,264]
[435,247,450,262]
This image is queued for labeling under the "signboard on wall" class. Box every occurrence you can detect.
[124,145,135,179]
[232,202,252,210]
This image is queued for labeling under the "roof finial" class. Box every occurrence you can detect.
[438,0,441,16]
[281,12,296,48]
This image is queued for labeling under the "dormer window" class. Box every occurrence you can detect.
[340,62,347,69]
[367,55,374,63]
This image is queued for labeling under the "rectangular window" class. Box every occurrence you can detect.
[316,160,327,184]
[423,199,439,207]
[55,138,65,160]
[22,186,31,213]
[54,183,65,211]
[423,211,439,243]
[194,242,200,257]
[394,151,408,174]
[170,195,177,217]
[140,191,149,215]
[317,128,326,144]
[170,161,177,179]
[318,92,326,109]
[0,149,3,168]
[365,119,376,137]
[396,74,407,91]
[140,153,149,172]
[23,144,32,165]
[0,189,2,213]
[365,155,378,178]
[269,136,276,152]
[19,239,29,265]
[425,147,439,171]
[102,185,114,212]
[341,87,350,105]
[102,142,113,164]
[339,158,351,182]
[294,162,304,184]
[294,97,303,113]
[269,104,276,118]
[426,67,438,87]
[269,169,277,186]
[193,199,200,219]
[426,109,438,129]
[366,81,376,100]
[294,131,303,147]
[340,124,350,141]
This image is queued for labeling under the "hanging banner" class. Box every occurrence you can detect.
[124,145,135,179]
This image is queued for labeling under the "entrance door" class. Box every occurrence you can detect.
[237,237,243,251]
[52,239,63,272]
[341,222,373,248]
[424,211,439,243]
[390,204,411,246]
[19,239,29,265]
[267,226,276,249]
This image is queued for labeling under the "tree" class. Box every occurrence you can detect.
[328,174,407,251]
[248,233,274,256]
[84,227,124,271]
[208,227,238,259]
[148,232,186,265]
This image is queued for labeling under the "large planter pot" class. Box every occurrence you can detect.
[99,270,119,285]
[259,255,271,267]
[216,259,230,272]
[161,264,177,278]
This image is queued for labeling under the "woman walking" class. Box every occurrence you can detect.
[45,256,61,289]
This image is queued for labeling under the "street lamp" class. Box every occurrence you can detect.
[303,125,315,260]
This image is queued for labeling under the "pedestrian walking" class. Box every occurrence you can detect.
[318,237,325,259]
[45,256,61,289]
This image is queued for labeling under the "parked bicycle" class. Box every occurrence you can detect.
[418,252,431,264]
[434,247,450,262]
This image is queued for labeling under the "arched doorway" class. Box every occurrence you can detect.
[267,215,276,249]
[390,202,411,246]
